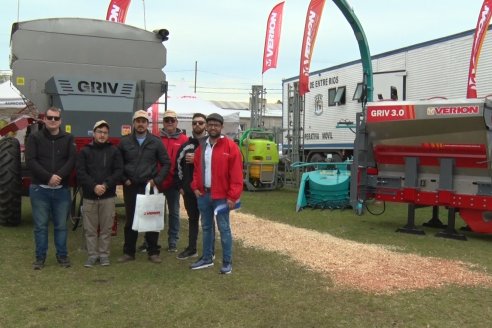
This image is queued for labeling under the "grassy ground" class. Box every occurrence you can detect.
[1,189,491,327]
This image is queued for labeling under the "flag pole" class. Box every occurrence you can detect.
[142,0,147,30]
[194,61,198,94]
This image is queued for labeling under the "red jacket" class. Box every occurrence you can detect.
[160,129,188,190]
[191,136,243,202]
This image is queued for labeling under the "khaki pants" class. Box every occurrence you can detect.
[82,197,116,258]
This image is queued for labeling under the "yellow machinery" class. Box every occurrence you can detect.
[240,128,280,191]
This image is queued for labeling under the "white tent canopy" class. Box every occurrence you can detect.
[149,84,240,138]
[0,81,29,147]
[0,81,26,110]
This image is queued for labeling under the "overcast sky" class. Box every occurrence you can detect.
[0,0,487,102]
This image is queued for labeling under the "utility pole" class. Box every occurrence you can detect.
[142,0,147,30]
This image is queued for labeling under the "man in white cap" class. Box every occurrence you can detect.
[117,110,170,264]
[158,110,188,252]
[76,120,123,267]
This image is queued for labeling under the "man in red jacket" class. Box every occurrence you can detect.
[159,110,188,252]
[190,113,243,274]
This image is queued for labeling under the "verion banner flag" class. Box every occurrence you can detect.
[106,0,132,23]
[466,0,492,98]
[299,0,326,96]
[262,2,285,74]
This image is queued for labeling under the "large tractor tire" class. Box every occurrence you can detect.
[0,137,22,226]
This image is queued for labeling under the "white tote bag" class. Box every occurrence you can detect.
[132,183,166,232]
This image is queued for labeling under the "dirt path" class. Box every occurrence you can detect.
[228,211,492,294]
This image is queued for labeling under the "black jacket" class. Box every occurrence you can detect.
[174,136,203,194]
[76,141,123,200]
[118,132,170,186]
[25,127,76,186]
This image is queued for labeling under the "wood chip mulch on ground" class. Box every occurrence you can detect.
[228,211,492,295]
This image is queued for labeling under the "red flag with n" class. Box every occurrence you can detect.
[106,0,132,23]
[299,0,326,96]
[262,2,285,74]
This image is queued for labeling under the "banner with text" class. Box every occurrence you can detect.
[106,0,132,23]
[466,0,492,98]
[298,0,326,96]
[262,2,285,74]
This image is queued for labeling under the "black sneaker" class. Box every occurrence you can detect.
[137,242,148,253]
[56,256,71,268]
[167,245,178,253]
[176,248,198,260]
[33,258,45,270]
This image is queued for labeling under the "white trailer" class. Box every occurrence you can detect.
[282,26,492,162]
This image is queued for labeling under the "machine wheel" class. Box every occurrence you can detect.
[309,153,324,163]
[329,153,343,162]
[0,137,22,226]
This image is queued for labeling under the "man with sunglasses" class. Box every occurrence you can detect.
[26,107,76,270]
[158,110,188,253]
[190,113,243,274]
[174,113,208,260]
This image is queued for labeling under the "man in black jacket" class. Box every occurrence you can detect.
[118,110,170,263]
[77,120,123,267]
[174,113,208,260]
[25,107,76,270]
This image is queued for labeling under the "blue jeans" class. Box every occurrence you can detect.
[29,185,71,259]
[164,188,180,247]
[197,193,232,264]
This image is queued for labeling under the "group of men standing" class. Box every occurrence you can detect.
[26,107,243,275]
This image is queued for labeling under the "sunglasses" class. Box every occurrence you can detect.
[164,118,176,123]
[45,115,61,121]
[192,121,205,126]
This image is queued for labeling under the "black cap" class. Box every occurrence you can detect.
[206,113,224,125]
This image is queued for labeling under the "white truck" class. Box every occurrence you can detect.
[282,26,492,162]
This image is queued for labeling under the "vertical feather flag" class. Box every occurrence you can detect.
[298,0,326,96]
[466,0,492,98]
[151,103,160,135]
[106,0,132,23]
[262,2,285,74]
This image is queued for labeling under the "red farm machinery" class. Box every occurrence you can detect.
[348,0,492,240]
[0,18,168,226]
[286,0,492,240]
[352,99,492,240]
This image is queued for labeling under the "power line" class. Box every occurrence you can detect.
[195,86,251,91]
